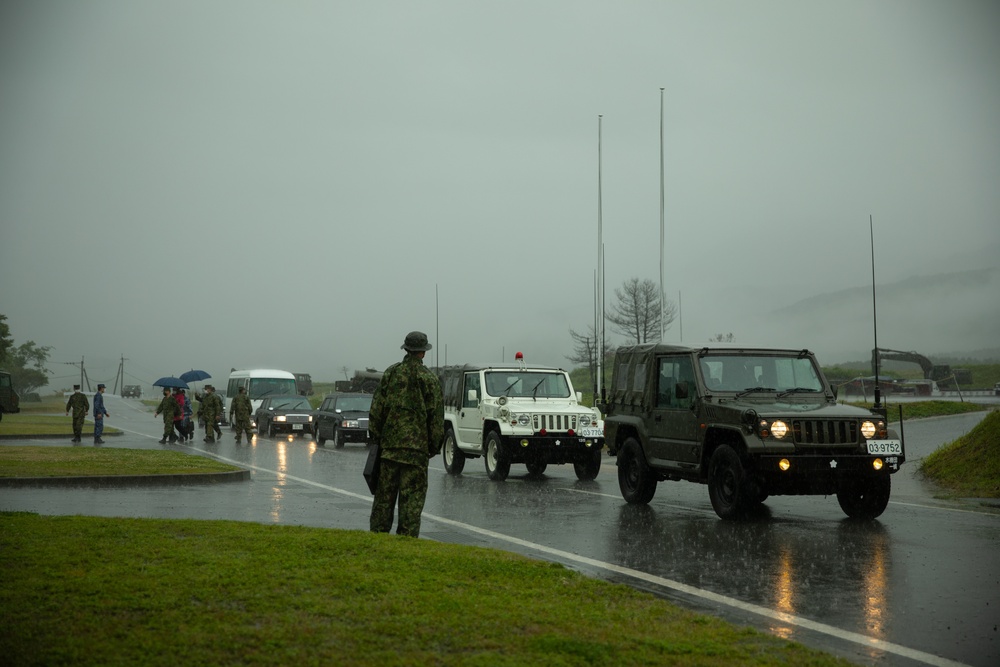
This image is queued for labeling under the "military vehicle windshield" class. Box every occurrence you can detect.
[484,371,571,398]
[698,354,823,393]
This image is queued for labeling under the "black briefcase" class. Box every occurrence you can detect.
[363,443,381,495]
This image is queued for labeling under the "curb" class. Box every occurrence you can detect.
[0,469,251,488]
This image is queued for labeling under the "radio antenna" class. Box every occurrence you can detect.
[870,215,882,411]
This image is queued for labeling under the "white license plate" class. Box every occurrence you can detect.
[292,424,303,431]
[867,439,901,455]
[581,427,603,438]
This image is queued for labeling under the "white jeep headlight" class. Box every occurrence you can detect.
[579,415,592,427]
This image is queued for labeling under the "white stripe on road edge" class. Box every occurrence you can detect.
[182,448,970,667]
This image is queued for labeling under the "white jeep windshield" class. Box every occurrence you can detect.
[484,371,571,398]
[699,354,823,393]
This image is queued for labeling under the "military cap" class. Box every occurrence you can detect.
[401,331,432,352]
[97,383,105,389]
[73,384,81,390]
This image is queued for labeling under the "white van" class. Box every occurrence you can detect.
[225,369,297,420]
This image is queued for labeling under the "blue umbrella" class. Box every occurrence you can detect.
[153,376,189,389]
[180,369,211,383]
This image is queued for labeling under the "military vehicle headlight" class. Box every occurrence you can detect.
[516,414,530,426]
[579,415,592,427]
[770,420,788,439]
[861,420,877,439]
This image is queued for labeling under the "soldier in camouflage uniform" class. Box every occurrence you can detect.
[199,385,223,443]
[229,386,254,444]
[65,384,90,443]
[153,388,180,444]
[368,331,444,538]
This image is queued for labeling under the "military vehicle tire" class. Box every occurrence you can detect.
[617,437,657,504]
[708,445,748,520]
[443,428,466,475]
[837,476,891,519]
[484,431,510,481]
[525,459,547,477]
[574,448,602,481]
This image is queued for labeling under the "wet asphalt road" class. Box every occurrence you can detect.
[2,396,998,667]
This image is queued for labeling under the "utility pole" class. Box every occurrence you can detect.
[112,354,128,394]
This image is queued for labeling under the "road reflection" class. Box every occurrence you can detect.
[609,504,891,645]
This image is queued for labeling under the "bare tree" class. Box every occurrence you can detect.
[709,333,735,342]
[606,278,677,344]
[566,325,614,393]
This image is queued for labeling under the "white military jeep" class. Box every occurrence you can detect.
[436,357,605,481]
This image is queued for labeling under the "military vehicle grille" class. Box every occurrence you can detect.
[792,419,858,445]
[531,414,578,432]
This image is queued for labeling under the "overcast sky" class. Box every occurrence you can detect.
[1,0,998,391]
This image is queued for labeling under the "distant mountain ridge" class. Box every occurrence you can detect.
[767,267,1000,364]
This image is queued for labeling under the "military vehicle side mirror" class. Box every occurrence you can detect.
[576,391,583,402]
[831,386,839,400]
[467,389,478,402]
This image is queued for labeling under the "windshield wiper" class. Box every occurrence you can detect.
[501,380,519,397]
[529,378,546,401]
[733,387,776,399]
[776,387,819,399]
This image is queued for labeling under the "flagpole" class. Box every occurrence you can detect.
[596,115,604,399]
[659,87,666,342]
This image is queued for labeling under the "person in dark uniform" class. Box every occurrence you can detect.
[92,383,109,444]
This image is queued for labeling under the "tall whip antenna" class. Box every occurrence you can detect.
[870,215,882,411]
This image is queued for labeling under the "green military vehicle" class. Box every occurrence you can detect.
[601,345,905,520]
[0,370,20,422]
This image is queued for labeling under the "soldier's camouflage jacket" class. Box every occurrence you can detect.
[369,353,444,465]
[65,392,89,418]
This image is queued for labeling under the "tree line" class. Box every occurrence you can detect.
[0,314,52,397]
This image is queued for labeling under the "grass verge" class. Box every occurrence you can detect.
[920,410,1000,498]
[0,413,121,436]
[843,400,988,421]
[0,446,241,478]
[0,512,858,667]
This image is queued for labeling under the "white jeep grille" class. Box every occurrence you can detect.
[530,414,578,432]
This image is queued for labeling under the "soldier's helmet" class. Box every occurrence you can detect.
[401,331,432,352]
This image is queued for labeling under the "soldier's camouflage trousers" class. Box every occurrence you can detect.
[233,416,253,440]
[369,459,428,538]
[72,415,86,438]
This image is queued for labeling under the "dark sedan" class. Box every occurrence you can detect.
[254,395,314,437]
[314,393,372,448]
